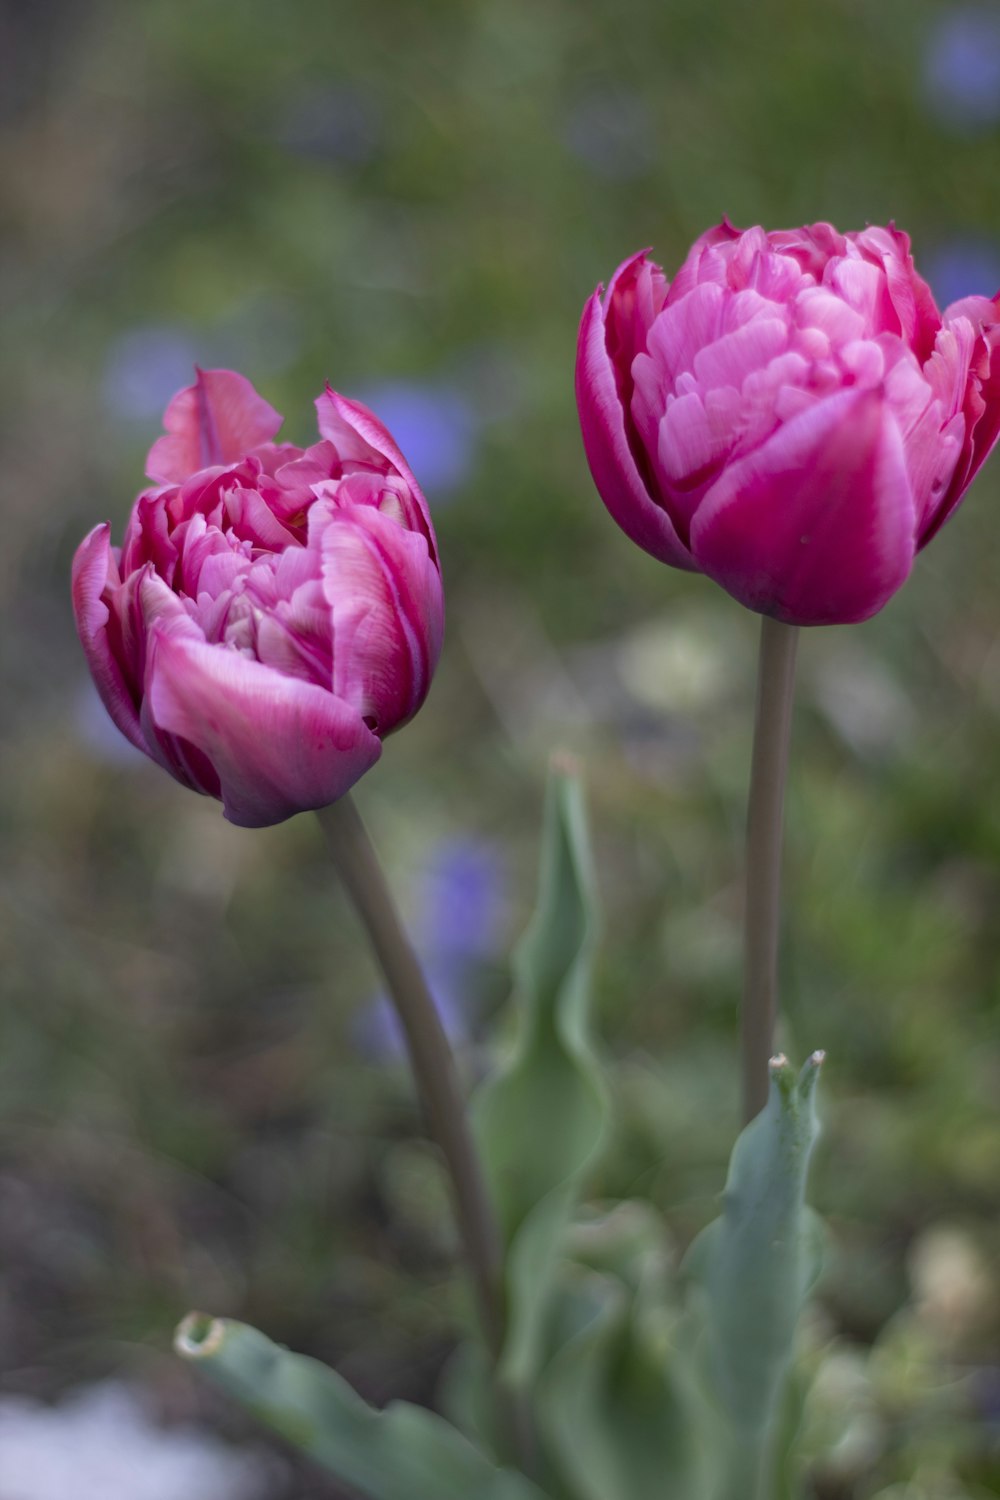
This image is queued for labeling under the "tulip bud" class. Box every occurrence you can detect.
[72,368,444,827]
[577,221,1000,624]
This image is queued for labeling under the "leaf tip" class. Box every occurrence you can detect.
[175,1311,227,1361]
[798,1049,826,1103]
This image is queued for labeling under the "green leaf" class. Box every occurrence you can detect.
[682,1052,826,1500]
[175,1315,550,1500]
[537,1203,707,1500]
[473,760,609,1387]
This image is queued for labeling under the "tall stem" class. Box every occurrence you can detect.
[741,616,799,1124]
[317,795,505,1356]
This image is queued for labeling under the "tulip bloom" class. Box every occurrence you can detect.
[73,369,443,827]
[577,221,1000,624]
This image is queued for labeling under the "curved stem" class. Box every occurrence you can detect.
[741,616,799,1124]
[316,795,505,1356]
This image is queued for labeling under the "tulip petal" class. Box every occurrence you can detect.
[146,369,284,484]
[146,617,382,827]
[576,280,694,569]
[314,387,437,554]
[926,300,1000,543]
[71,524,147,752]
[690,388,917,624]
[321,505,445,733]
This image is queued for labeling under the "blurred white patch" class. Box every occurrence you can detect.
[617,613,740,715]
[811,642,915,757]
[0,1380,282,1499]
[801,1344,885,1482]
[909,1223,995,1342]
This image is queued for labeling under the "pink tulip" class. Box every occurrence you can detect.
[577,221,1000,624]
[73,369,444,827]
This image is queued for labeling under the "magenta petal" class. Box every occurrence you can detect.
[690,388,917,625]
[146,619,382,827]
[316,386,409,476]
[320,505,444,733]
[146,369,284,484]
[314,387,437,547]
[576,284,694,569]
[71,524,147,751]
[935,303,1000,530]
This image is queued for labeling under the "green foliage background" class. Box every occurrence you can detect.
[2,1,999,1494]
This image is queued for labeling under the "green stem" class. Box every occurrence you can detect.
[741,616,799,1125]
[316,795,505,1356]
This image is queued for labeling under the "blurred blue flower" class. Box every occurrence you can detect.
[562,88,655,180]
[922,6,1000,132]
[355,954,473,1058]
[357,380,479,499]
[74,680,148,768]
[421,836,507,958]
[355,836,506,1059]
[922,237,1000,309]
[101,326,200,422]
[972,1365,1000,1428]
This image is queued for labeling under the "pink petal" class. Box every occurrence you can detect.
[666,220,742,304]
[146,369,283,485]
[251,441,305,478]
[71,524,147,752]
[768,222,847,280]
[576,279,693,569]
[320,505,445,733]
[223,486,300,550]
[853,225,942,360]
[690,387,917,624]
[635,282,726,401]
[691,316,789,392]
[926,300,1000,542]
[146,615,381,827]
[120,487,179,582]
[314,387,437,556]
[256,579,334,688]
[128,574,222,795]
[602,250,670,375]
[825,258,895,334]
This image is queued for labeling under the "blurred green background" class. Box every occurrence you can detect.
[3,0,1000,1494]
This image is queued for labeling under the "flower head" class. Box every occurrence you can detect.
[73,368,443,826]
[577,221,1000,624]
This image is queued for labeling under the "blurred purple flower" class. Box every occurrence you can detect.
[356,380,479,499]
[277,82,383,165]
[103,305,301,431]
[922,6,1000,132]
[562,88,655,180]
[355,954,472,1058]
[74,680,149,768]
[922,237,1000,310]
[101,326,201,422]
[355,837,506,1059]
[421,836,506,958]
[974,1366,1000,1424]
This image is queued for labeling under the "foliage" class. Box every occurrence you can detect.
[3,0,1000,1495]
